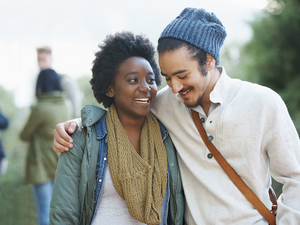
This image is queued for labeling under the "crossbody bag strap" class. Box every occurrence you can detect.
[191,109,276,225]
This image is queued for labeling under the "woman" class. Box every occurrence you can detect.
[20,68,72,225]
[49,32,184,225]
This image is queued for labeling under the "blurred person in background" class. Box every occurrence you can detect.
[0,110,9,175]
[36,46,82,118]
[20,69,72,225]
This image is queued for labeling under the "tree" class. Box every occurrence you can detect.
[241,0,300,131]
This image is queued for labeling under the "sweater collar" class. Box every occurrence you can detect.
[210,66,242,106]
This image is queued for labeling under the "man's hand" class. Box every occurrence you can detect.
[53,119,80,153]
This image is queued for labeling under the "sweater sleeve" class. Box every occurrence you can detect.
[49,129,86,225]
[19,106,44,141]
[266,94,300,224]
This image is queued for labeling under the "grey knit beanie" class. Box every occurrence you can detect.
[158,7,227,63]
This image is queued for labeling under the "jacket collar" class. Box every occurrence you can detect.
[94,114,169,141]
[82,104,169,141]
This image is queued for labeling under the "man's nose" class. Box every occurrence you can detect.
[169,79,183,94]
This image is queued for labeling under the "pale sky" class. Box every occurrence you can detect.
[0,0,268,107]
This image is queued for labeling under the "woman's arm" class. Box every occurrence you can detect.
[49,128,86,224]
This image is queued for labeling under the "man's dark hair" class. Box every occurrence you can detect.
[90,31,161,108]
[157,38,208,76]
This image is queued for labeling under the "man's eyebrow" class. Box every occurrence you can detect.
[161,69,188,77]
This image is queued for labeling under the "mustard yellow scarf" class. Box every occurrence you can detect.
[106,104,168,225]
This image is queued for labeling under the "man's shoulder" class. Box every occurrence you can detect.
[242,80,280,99]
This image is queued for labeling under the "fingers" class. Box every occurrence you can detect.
[53,129,73,153]
[67,121,79,134]
[52,119,80,153]
[53,122,74,153]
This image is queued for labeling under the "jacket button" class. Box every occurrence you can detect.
[89,119,92,122]
[200,118,205,123]
[170,163,174,167]
[208,135,213,141]
[104,157,107,161]
[99,179,102,182]
[207,153,213,159]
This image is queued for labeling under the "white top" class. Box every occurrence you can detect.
[92,168,146,225]
[151,66,300,224]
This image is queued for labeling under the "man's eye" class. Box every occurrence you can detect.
[179,74,187,79]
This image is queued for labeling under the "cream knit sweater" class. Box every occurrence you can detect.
[151,67,300,224]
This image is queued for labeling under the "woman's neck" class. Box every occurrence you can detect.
[117,114,146,155]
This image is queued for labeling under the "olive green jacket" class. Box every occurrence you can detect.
[20,92,72,185]
[50,105,185,225]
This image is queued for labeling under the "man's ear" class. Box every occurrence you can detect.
[205,53,216,71]
[105,85,114,98]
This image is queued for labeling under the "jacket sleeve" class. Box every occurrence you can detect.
[19,106,44,141]
[49,129,86,225]
[0,112,8,129]
[164,135,185,225]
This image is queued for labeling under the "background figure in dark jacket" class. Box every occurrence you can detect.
[0,111,9,175]
[20,69,72,225]
[36,46,82,118]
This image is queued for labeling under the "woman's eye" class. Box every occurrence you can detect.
[128,78,138,83]
[148,78,155,83]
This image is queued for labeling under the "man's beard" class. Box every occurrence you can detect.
[184,95,203,108]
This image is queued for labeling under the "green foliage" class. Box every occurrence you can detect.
[0,86,37,224]
[76,75,104,109]
[242,0,300,131]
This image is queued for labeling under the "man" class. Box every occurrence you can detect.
[36,46,82,118]
[53,8,300,224]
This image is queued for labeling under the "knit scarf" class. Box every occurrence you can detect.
[106,104,168,225]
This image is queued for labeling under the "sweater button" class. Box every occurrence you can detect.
[207,153,213,159]
[200,118,205,123]
[208,135,213,141]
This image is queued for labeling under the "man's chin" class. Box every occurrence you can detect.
[183,99,202,108]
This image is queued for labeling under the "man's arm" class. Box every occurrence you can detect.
[53,118,81,153]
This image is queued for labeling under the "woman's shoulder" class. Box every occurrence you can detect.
[81,104,107,127]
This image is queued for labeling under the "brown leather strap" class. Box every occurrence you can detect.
[191,109,276,225]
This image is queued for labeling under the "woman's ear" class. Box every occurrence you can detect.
[205,53,216,71]
[105,85,114,98]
